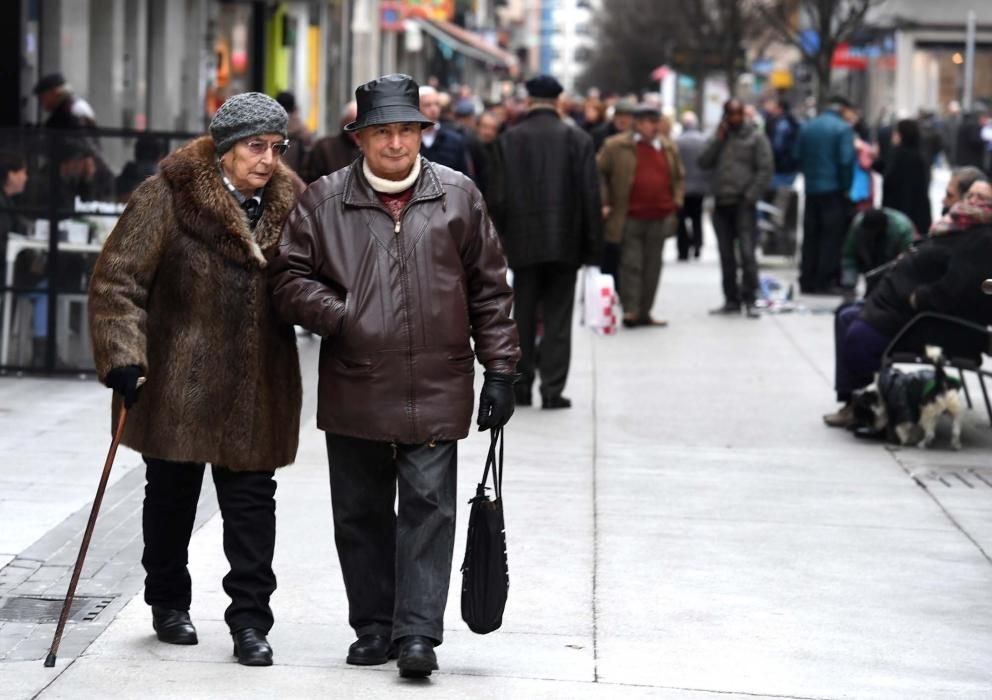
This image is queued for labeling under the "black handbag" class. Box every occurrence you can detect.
[460,427,509,634]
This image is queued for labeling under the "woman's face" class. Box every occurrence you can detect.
[220,133,285,193]
[965,181,992,205]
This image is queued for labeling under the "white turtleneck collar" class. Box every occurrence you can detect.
[363,156,422,194]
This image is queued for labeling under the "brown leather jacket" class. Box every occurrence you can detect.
[268,157,520,444]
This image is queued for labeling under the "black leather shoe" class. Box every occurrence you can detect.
[151,606,198,645]
[396,635,438,678]
[347,634,397,666]
[542,395,572,410]
[232,628,273,667]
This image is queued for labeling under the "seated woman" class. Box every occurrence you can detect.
[824,180,992,427]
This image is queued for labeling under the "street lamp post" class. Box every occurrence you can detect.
[963,10,976,111]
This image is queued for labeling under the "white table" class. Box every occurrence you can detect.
[2,233,103,367]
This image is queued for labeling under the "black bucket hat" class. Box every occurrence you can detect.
[344,74,435,132]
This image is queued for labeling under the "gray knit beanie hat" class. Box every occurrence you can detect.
[209,92,289,156]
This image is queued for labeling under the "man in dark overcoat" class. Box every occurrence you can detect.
[268,74,520,679]
[491,74,602,409]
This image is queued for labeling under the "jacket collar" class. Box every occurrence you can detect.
[342,155,444,209]
[522,105,560,122]
[159,136,301,268]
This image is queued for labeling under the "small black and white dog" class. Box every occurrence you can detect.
[851,346,964,449]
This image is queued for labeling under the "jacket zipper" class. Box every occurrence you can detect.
[394,211,418,438]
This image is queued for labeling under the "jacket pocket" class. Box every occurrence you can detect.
[334,355,373,374]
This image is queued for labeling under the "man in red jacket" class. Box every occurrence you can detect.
[598,104,685,327]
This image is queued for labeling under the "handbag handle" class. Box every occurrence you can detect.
[480,427,503,501]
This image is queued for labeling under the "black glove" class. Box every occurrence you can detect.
[477,371,517,431]
[105,365,144,408]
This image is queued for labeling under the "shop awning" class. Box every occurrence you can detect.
[414,18,519,76]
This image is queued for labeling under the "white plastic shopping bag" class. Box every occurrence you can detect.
[582,266,619,335]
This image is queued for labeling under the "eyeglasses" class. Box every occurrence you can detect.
[243,139,290,156]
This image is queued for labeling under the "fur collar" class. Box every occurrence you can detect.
[159,136,302,269]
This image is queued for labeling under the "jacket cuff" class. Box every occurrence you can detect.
[483,359,517,375]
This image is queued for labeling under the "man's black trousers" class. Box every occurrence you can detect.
[800,191,849,292]
[512,263,577,402]
[141,457,277,633]
[677,194,705,259]
[325,434,457,645]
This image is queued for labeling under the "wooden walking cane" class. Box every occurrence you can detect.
[44,385,140,668]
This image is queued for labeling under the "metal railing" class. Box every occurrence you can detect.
[0,127,200,374]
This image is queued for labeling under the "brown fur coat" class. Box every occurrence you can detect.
[89,136,303,470]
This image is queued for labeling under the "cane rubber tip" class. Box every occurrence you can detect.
[44,653,57,667]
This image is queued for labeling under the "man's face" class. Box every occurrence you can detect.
[477,115,499,144]
[634,116,659,141]
[220,133,285,192]
[6,167,27,196]
[357,122,421,180]
[725,103,745,129]
[763,99,780,117]
[943,175,962,213]
[420,93,441,124]
[614,113,634,132]
[39,88,61,112]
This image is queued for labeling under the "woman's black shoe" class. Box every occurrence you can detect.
[232,628,273,666]
[396,635,438,678]
[347,634,397,665]
[151,607,198,645]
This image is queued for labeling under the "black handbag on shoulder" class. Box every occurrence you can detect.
[460,427,509,634]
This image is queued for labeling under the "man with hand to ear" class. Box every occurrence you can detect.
[269,73,519,680]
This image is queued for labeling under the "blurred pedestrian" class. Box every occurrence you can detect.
[269,73,519,678]
[419,86,471,175]
[451,98,488,189]
[581,97,606,133]
[700,99,773,318]
[675,111,709,260]
[275,91,314,175]
[918,109,943,169]
[591,99,635,153]
[955,107,989,172]
[303,102,360,183]
[475,111,503,205]
[492,74,602,409]
[763,98,800,189]
[0,152,29,245]
[115,135,166,202]
[33,72,96,130]
[879,119,932,236]
[598,103,683,327]
[796,95,855,294]
[88,92,304,667]
[941,101,962,165]
[839,207,915,297]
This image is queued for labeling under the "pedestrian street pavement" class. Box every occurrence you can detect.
[3,202,992,698]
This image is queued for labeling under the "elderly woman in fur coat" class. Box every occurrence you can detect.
[88,93,303,667]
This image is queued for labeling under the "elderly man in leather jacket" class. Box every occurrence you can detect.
[268,74,520,680]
